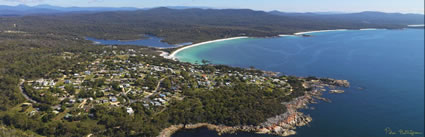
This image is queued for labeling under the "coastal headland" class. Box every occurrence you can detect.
[158,78,350,137]
[156,28,362,137]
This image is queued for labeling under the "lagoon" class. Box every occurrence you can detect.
[86,35,192,48]
[173,29,424,137]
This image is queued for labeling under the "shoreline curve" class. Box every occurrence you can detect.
[166,36,249,60]
[164,28,386,61]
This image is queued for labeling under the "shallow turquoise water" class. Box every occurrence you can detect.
[173,29,424,137]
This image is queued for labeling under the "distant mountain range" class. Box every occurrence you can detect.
[0,4,138,16]
[0,4,213,16]
[2,4,424,18]
[1,7,422,44]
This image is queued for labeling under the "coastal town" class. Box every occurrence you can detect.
[12,45,351,137]
[0,1,422,137]
[17,46,298,123]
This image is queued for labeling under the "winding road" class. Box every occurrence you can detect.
[18,79,38,104]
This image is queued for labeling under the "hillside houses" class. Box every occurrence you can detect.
[23,48,292,121]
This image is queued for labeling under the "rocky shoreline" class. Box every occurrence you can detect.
[158,78,349,137]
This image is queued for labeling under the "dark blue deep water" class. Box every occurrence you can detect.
[173,29,424,137]
[86,35,192,48]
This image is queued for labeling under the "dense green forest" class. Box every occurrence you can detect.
[0,8,422,137]
[0,8,422,44]
[0,32,152,136]
[0,124,43,137]
[0,31,306,137]
[0,33,87,109]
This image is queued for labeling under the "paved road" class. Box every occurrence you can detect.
[18,79,38,104]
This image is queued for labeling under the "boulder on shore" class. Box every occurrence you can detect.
[334,80,350,87]
[330,90,345,94]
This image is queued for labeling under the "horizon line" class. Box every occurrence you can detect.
[1,4,424,15]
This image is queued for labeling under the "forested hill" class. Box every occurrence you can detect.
[0,7,423,44]
[270,11,424,25]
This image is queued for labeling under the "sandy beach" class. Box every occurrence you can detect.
[166,36,248,59]
[159,51,169,57]
[164,28,384,60]
[294,29,348,35]
[280,28,383,37]
[408,24,425,27]
[359,28,378,30]
[278,29,348,37]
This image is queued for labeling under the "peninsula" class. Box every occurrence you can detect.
[0,5,422,137]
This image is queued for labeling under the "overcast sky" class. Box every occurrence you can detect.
[1,0,424,14]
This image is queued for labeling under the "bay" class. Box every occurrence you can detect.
[86,35,192,48]
[173,29,424,137]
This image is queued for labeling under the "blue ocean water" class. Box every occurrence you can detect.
[86,35,192,48]
[173,29,424,137]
